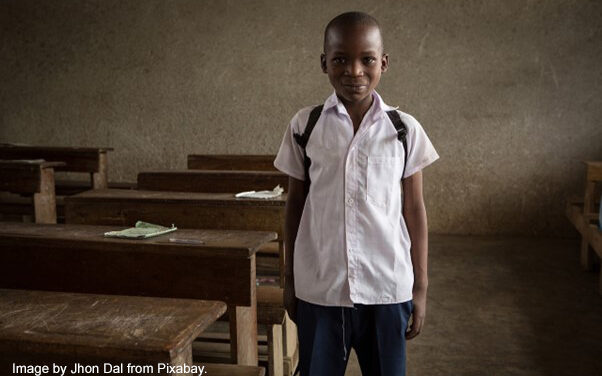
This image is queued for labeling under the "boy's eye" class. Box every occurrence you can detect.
[333,57,346,64]
[363,57,377,64]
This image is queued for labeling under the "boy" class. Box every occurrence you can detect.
[274,11,438,376]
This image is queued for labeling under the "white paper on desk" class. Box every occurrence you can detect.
[235,185,284,199]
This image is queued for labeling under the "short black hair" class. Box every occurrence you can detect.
[323,11,383,53]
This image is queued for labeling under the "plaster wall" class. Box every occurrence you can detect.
[1,0,601,235]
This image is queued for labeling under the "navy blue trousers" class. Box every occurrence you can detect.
[295,299,413,376]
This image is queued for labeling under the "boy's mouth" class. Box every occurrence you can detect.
[343,84,367,91]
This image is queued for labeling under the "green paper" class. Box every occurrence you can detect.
[104,221,177,239]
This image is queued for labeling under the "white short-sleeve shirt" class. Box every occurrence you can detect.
[274,91,439,307]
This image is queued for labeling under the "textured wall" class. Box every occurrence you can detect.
[1,0,601,236]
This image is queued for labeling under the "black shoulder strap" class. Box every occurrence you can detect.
[293,105,323,195]
[386,110,408,179]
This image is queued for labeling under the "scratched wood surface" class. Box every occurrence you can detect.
[0,289,226,360]
[187,155,277,171]
[138,170,288,193]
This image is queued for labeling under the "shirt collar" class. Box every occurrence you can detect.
[323,90,398,122]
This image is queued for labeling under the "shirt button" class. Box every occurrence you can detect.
[347,198,354,205]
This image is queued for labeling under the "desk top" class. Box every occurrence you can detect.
[0,144,113,153]
[68,189,286,206]
[0,288,225,355]
[0,159,65,169]
[0,222,277,258]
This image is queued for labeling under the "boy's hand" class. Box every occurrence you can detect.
[284,276,298,324]
[406,286,427,340]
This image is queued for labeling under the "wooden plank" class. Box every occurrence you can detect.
[138,170,288,193]
[188,155,277,171]
[0,144,112,173]
[0,289,225,367]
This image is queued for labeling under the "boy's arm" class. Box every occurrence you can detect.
[402,170,429,340]
[283,176,307,324]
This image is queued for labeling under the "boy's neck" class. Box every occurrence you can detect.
[338,91,375,134]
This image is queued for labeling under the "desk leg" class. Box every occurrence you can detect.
[229,254,258,366]
[283,314,297,360]
[580,238,596,271]
[229,304,258,366]
[92,152,108,189]
[279,240,285,288]
[170,344,193,375]
[34,167,57,224]
[268,323,284,376]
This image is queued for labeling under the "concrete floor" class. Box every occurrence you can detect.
[344,235,602,376]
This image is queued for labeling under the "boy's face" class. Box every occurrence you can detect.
[321,24,388,107]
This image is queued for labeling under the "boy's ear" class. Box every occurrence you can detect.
[381,53,389,73]
[320,53,327,73]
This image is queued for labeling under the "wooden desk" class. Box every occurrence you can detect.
[188,155,277,171]
[0,144,113,190]
[0,159,65,223]
[0,288,226,373]
[65,188,286,280]
[138,170,288,193]
[64,189,290,375]
[0,222,277,366]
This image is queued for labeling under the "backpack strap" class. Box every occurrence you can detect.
[293,105,323,195]
[386,110,409,179]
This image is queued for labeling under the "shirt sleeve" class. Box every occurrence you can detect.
[274,112,306,181]
[401,113,439,178]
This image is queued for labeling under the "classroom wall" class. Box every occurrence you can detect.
[1,0,601,236]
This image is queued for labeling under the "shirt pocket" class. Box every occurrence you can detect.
[366,156,402,208]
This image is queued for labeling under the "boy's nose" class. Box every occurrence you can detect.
[345,61,364,76]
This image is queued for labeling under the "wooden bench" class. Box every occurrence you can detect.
[0,288,226,373]
[0,222,277,366]
[0,159,65,223]
[0,143,113,191]
[188,154,277,171]
[566,161,602,294]
[138,170,288,193]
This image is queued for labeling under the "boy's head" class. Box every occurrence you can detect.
[321,12,388,107]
